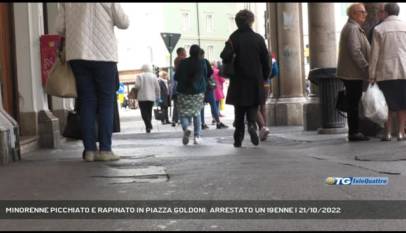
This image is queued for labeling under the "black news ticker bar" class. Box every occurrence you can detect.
[0,200,404,219]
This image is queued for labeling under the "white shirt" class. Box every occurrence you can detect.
[135,73,161,102]
[369,15,406,82]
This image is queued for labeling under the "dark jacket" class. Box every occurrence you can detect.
[202,58,214,102]
[221,26,270,106]
[158,79,170,107]
[174,57,206,95]
[367,20,382,44]
[203,58,213,80]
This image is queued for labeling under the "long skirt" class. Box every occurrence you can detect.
[177,93,205,118]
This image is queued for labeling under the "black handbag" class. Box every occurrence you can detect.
[63,97,120,140]
[154,107,165,121]
[220,39,236,77]
[63,110,82,139]
[336,89,349,113]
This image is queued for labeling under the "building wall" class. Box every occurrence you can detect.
[164,3,239,63]
[117,3,266,71]
[163,3,268,64]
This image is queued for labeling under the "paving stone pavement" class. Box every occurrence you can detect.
[1,105,406,231]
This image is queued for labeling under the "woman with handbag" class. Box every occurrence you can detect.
[220,9,270,148]
[134,64,161,133]
[55,3,129,162]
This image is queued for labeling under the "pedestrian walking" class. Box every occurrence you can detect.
[174,45,206,145]
[369,3,406,141]
[55,3,129,161]
[213,62,226,118]
[200,49,228,130]
[158,71,171,125]
[220,9,270,147]
[134,64,161,133]
[337,3,371,142]
[171,47,187,127]
[256,54,278,141]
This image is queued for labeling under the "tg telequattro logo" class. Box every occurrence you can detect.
[325,177,388,185]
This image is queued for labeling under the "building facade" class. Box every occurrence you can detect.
[162,3,240,64]
[116,3,266,71]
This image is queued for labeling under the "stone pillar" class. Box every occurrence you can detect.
[308,4,337,73]
[46,2,74,133]
[267,3,306,126]
[13,3,60,148]
[303,3,337,131]
[268,3,280,99]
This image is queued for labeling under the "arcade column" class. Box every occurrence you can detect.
[267,3,306,126]
[303,3,337,131]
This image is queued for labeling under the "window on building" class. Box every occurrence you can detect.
[207,45,214,62]
[206,14,213,33]
[182,12,191,31]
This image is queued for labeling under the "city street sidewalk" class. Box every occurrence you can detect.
[1,105,406,231]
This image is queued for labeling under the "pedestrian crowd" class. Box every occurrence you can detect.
[54,2,406,162]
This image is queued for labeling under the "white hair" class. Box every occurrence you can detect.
[141,64,153,73]
[347,3,364,18]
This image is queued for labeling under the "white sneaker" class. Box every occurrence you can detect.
[194,136,202,144]
[183,128,191,145]
[95,151,120,161]
[259,127,270,141]
[83,151,96,162]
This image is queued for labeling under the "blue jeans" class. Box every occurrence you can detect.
[216,100,220,112]
[70,60,117,152]
[201,89,219,124]
[180,113,202,137]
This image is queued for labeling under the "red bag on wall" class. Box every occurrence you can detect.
[40,35,63,86]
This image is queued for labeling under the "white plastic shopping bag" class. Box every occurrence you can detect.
[361,84,388,127]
